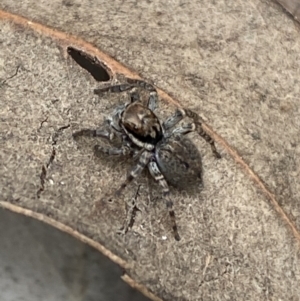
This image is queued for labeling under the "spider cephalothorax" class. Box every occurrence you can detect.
[121,102,163,149]
[73,78,220,241]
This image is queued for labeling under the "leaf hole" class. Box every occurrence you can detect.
[67,47,111,82]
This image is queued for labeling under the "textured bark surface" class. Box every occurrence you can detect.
[1,1,300,300]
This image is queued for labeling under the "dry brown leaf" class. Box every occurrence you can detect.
[1,1,300,300]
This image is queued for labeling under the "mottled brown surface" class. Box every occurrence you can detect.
[1,1,300,300]
[277,0,300,21]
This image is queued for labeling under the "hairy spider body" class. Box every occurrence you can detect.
[155,136,202,190]
[73,78,220,241]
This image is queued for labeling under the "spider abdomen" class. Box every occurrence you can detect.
[155,135,203,190]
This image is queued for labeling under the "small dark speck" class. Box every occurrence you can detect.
[51,98,59,104]
[62,0,73,7]
[251,132,260,140]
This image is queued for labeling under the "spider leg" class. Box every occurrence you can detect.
[165,122,196,138]
[94,78,158,107]
[74,123,131,156]
[113,150,151,197]
[170,123,196,136]
[163,109,185,130]
[147,90,158,111]
[148,160,180,241]
[183,109,221,158]
[92,124,133,156]
[128,87,140,103]
[94,144,131,156]
[94,84,141,103]
[94,84,134,94]
[126,78,156,91]
[126,78,158,110]
[73,126,115,140]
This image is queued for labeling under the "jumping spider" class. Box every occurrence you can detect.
[73,78,220,241]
